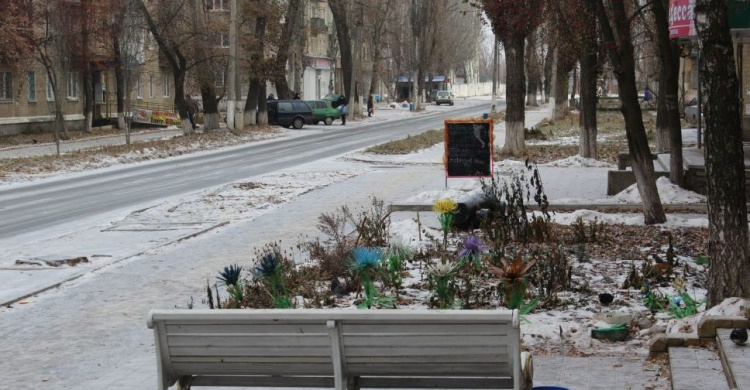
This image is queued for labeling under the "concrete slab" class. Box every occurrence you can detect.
[669,346,730,390]
[718,328,750,389]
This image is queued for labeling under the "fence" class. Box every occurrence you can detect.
[452,82,503,98]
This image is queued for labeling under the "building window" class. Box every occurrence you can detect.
[136,75,142,99]
[66,72,79,100]
[210,0,228,10]
[215,32,229,48]
[27,72,36,101]
[46,74,55,101]
[149,74,154,98]
[163,72,170,97]
[0,71,12,101]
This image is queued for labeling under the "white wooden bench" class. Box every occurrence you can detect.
[147,309,532,390]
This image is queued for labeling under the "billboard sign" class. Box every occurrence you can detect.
[669,0,696,39]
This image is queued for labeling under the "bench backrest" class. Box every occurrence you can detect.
[148,309,520,388]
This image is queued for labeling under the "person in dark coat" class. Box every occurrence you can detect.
[336,95,349,125]
[293,92,301,100]
[367,94,374,117]
[185,94,199,129]
[267,93,276,100]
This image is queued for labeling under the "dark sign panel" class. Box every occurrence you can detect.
[444,119,493,177]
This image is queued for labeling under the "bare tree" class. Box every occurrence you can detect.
[587,0,666,224]
[694,0,750,306]
[136,0,220,134]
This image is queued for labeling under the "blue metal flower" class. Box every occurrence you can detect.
[351,247,383,271]
[458,235,489,259]
[217,264,243,286]
[254,251,280,278]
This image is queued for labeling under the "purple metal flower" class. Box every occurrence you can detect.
[459,235,489,259]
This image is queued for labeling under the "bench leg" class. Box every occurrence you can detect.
[346,376,360,390]
[175,376,192,390]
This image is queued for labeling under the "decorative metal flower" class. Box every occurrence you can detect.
[351,247,383,271]
[433,198,458,214]
[217,264,243,286]
[427,261,455,277]
[254,251,280,278]
[458,235,489,259]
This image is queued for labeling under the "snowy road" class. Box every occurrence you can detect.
[0,101,495,240]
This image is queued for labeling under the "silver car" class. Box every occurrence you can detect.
[684,98,701,125]
[435,90,454,106]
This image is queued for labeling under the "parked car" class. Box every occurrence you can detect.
[323,93,343,108]
[434,90,454,106]
[266,100,315,129]
[306,100,341,125]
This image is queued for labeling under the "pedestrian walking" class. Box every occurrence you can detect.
[267,93,276,100]
[367,94,374,117]
[185,94,199,129]
[336,95,349,125]
[293,92,301,100]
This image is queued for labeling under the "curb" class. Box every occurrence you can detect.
[0,128,182,154]
[0,221,229,308]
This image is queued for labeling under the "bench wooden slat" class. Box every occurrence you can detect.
[342,334,508,347]
[171,356,333,363]
[169,346,333,357]
[167,334,331,347]
[346,363,510,376]
[172,362,335,376]
[190,375,335,387]
[358,376,514,388]
[342,323,505,335]
[346,355,510,364]
[343,346,507,357]
[165,324,328,335]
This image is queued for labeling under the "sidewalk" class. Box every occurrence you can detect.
[0,127,183,159]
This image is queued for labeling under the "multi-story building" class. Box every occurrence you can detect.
[300,0,336,100]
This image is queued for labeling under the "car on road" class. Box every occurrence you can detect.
[267,100,315,129]
[434,90,455,106]
[306,100,341,125]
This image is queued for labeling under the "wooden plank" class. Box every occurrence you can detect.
[166,334,331,347]
[171,362,334,376]
[341,323,508,335]
[189,375,335,387]
[169,346,332,357]
[346,356,509,364]
[151,309,514,323]
[327,320,346,390]
[343,346,506,357]
[357,376,514,388]
[346,363,509,376]
[342,334,509,347]
[170,356,332,364]
[165,324,328,335]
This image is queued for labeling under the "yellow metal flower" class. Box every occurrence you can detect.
[433,198,458,214]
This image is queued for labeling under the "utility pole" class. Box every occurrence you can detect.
[227,0,238,129]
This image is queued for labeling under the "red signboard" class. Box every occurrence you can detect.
[669,0,696,39]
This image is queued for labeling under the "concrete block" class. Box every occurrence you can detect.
[649,334,667,352]
[607,170,670,195]
[697,316,717,338]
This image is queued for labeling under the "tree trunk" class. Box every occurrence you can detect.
[115,61,126,131]
[695,0,750,306]
[570,65,578,105]
[655,67,670,152]
[257,84,268,125]
[553,61,570,119]
[244,78,260,125]
[329,0,353,106]
[591,0,666,224]
[502,36,526,156]
[543,46,554,103]
[579,48,598,159]
[653,0,684,185]
[172,69,192,135]
[83,69,94,133]
[273,0,302,99]
[526,29,539,107]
